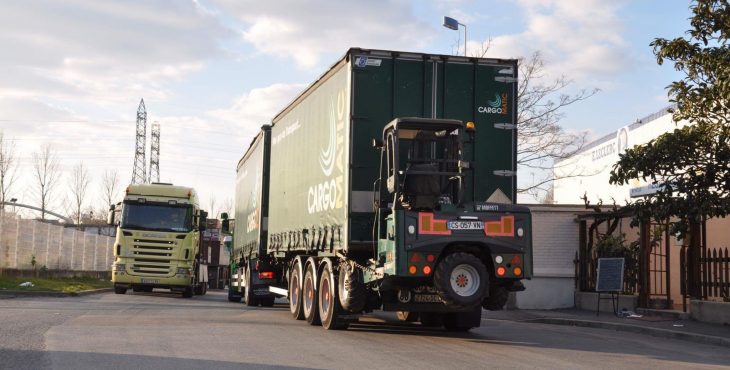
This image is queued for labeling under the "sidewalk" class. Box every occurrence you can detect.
[483,308,730,347]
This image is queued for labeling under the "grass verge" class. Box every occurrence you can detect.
[0,276,112,293]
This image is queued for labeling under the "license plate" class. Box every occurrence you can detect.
[141,279,159,284]
[413,294,443,303]
[447,221,484,230]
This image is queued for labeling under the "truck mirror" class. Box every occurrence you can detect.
[107,209,115,226]
[222,218,230,234]
[372,138,384,149]
[199,210,208,231]
[220,212,228,220]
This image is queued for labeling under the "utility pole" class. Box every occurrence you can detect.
[149,122,160,183]
[132,99,147,184]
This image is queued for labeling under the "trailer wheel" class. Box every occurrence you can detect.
[318,261,348,330]
[114,285,126,295]
[434,252,488,307]
[396,311,419,322]
[244,265,258,306]
[338,261,366,313]
[181,286,193,298]
[302,262,321,325]
[289,261,305,320]
[482,286,509,311]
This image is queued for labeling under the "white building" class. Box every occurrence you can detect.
[553,106,688,205]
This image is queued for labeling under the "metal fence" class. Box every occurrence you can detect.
[0,215,114,271]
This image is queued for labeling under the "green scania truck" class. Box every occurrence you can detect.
[110,183,209,298]
[230,48,532,331]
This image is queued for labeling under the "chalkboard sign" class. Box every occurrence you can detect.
[596,258,624,292]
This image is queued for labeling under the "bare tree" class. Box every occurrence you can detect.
[220,197,233,218]
[516,52,598,199]
[0,131,18,214]
[100,169,120,209]
[470,46,599,199]
[69,162,90,225]
[32,144,61,220]
[208,195,217,219]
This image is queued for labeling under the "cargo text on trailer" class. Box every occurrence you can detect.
[228,48,532,331]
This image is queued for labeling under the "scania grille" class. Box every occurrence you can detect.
[130,238,177,275]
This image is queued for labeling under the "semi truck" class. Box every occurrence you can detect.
[110,183,209,298]
[230,48,532,331]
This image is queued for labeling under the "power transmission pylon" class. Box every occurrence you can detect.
[149,122,160,183]
[131,99,147,184]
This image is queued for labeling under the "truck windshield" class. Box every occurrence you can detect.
[121,202,193,232]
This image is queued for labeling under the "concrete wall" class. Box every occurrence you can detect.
[512,205,593,309]
[690,300,730,325]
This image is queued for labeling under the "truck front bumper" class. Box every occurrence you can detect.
[112,272,192,290]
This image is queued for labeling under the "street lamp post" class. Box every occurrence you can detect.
[443,16,467,56]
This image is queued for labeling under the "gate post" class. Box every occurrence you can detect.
[638,219,650,308]
[688,221,702,298]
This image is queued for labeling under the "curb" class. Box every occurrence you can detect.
[527,317,730,348]
[0,287,113,298]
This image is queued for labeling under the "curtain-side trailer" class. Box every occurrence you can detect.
[230,48,532,331]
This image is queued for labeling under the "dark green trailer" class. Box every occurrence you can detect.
[230,48,532,331]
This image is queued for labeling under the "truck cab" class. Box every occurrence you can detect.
[372,118,532,327]
[110,183,209,298]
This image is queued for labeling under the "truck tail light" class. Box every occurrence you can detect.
[426,254,435,263]
[511,255,522,265]
[496,266,506,277]
[422,265,432,275]
[513,267,522,276]
[410,253,421,263]
[259,271,275,279]
[408,265,417,275]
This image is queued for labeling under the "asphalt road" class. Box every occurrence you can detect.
[1,290,728,370]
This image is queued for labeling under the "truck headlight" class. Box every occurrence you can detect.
[114,264,126,272]
[177,267,191,276]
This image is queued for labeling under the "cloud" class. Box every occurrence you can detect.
[0,0,230,103]
[212,0,435,68]
[485,0,628,80]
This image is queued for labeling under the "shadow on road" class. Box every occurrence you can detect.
[0,349,316,370]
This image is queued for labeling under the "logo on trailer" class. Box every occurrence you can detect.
[478,93,508,115]
[307,91,346,214]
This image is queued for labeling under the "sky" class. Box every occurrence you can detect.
[0,0,692,219]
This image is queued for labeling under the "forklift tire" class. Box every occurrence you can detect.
[260,296,275,307]
[182,286,193,298]
[318,261,348,330]
[434,252,488,308]
[289,261,305,320]
[338,261,366,313]
[244,265,258,306]
[419,312,444,327]
[302,262,321,326]
[114,286,127,295]
[482,286,509,311]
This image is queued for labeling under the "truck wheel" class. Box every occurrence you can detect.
[338,261,366,313]
[194,284,203,295]
[302,262,321,325]
[482,286,509,311]
[419,312,444,327]
[396,311,419,322]
[114,285,127,295]
[434,252,488,307]
[244,265,258,306]
[228,288,242,302]
[318,261,348,330]
[182,286,193,298]
[289,261,305,320]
